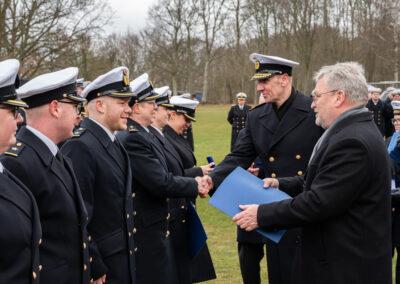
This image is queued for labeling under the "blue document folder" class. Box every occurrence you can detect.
[208,167,292,243]
[388,131,400,162]
[187,202,208,259]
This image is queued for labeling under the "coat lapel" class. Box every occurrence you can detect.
[18,127,76,198]
[83,118,126,173]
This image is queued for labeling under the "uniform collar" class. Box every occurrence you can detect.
[26,125,58,156]
[150,125,164,137]
[0,161,3,173]
[88,117,115,141]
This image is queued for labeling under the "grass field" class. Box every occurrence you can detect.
[191,104,397,283]
[192,104,268,283]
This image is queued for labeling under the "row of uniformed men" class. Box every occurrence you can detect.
[0,59,215,284]
[366,85,400,137]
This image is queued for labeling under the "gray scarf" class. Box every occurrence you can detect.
[308,106,369,165]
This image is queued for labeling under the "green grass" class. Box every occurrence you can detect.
[192,104,269,283]
[192,104,396,283]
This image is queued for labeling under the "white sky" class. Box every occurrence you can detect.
[104,0,158,34]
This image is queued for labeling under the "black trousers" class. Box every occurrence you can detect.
[238,242,266,284]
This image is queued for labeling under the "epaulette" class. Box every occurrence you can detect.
[128,125,139,132]
[249,103,266,111]
[72,127,86,137]
[4,142,25,157]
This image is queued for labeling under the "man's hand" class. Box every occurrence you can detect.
[232,204,259,231]
[200,162,215,175]
[195,175,213,198]
[247,162,260,177]
[263,178,279,189]
[93,274,106,284]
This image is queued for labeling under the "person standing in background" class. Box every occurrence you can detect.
[227,92,251,151]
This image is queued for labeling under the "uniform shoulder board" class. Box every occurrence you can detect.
[128,125,138,132]
[249,103,266,111]
[4,141,25,157]
[72,127,86,137]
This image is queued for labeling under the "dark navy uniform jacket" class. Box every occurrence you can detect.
[366,99,388,136]
[163,125,203,178]
[163,124,217,283]
[149,125,196,284]
[61,118,136,284]
[0,168,41,284]
[1,126,91,284]
[209,89,323,284]
[227,104,251,151]
[117,118,198,284]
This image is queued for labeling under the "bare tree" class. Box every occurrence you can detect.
[196,0,227,103]
[0,0,110,78]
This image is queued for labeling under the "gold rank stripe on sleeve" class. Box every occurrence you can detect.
[4,142,24,157]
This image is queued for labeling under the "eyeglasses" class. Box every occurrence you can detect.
[311,89,339,102]
[392,118,400,124]
[0,106,20,119]
[58,100,83,115]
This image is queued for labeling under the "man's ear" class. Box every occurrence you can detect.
[95,98,106,114]
[334,90,346,107]
[49,100,61,118]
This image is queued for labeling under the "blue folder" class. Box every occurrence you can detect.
[388,131,400,162]
[208,167,292,243]
[187,202,208,259]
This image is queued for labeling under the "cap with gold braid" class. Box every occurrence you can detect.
[17,67,85,108]
[0,59,28,108]
[82,66,135,102]
[249,53,299,81]
[130,73,159,105]
[170,96,199,122]
[154,86,173,107]
[392,101,400,115]
[236,92,247,100]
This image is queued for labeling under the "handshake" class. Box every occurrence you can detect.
[195,175,214,198]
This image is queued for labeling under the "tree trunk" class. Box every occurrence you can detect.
[202,59,209,103]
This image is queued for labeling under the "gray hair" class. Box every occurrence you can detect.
[313,62,368,106]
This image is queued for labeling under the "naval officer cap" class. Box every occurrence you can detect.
[393,89,400,96]
[368,85,381,93]
[392,101,400,115]
[154,86,173,107]
[130,73,159,105]
[17,67,86,108]
[76,78,84,87]
[249,53,299,81]
[0,59,28,108]
[236,92,247,100]
[170,96,199,122]
[387,87,396,92]
[82,66,135,102]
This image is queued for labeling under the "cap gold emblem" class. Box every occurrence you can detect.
[255,61,260,71]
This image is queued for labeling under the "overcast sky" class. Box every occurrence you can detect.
[104,0,158,34]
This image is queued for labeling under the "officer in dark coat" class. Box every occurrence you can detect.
[149,86,211,284]
[117,75,206,284]
[1,67,91,284]
[164,96,216,283]
[366,85,388,137]
[209,53,323,284]
[234,62,392,284]
[227,92,251,151]
[61,67,136,284]
[385,100,400,284]
[0,59,42,284]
